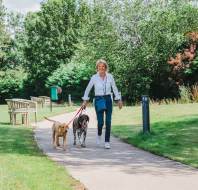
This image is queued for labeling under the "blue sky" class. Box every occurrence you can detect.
[3,0,43,14]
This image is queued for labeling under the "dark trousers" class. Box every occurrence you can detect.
[95,95,112,142]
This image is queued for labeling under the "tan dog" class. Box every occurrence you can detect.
[44,117,69,150]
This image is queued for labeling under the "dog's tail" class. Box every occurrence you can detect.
[44,116,57,123]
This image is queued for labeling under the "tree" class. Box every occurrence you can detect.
[109,0,198,101]
[0,0,11,70]
[23,0,81,95]
[5,12,26,69]
[6,11,24,37]
[0,69,25,102]
[46,3,121,99]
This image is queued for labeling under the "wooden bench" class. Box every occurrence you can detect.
[30,96,44,107]
[38,96,51,106]
[5,99,37,126]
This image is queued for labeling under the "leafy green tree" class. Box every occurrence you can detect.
[0,69,26,102]
[109,0,198,101]
[5,12,26,69]
[0,0,11,70]
[23,0,81,95]
[46,62,92,99]
[47,3,121,100]
[0,2,27,102]
[3,0,197,103]
[6,11,24,36]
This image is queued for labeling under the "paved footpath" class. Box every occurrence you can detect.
[34,108,198,190]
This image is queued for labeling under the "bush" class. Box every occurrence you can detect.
[0,69,26,103]
[192,84,198,102]
[179,85,192,104]
[46,62,93,100]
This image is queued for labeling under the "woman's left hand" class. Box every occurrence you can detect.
[117,100,123,109]
[82,101,88,109]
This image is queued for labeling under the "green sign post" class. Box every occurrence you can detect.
[51,86,58,101]
[50,86,59,112]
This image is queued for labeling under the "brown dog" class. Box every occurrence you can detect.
[44,117,69,150]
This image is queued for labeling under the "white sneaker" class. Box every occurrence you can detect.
[104,142,110,149]
[96,135,102,145]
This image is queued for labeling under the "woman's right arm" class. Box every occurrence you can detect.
[82,76,94,108]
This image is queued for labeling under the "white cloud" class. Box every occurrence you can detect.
[3,0,43,14]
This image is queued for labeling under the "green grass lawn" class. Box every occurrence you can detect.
[112,103,198,168]
[0,104,81,190]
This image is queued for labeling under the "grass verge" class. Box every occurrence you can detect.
[112,103,198,168]
[0,104,82,190]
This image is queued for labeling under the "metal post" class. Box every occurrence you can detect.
[142,95,150,133]
[68,94,72,106]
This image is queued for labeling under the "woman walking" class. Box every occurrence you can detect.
[82,59,122,149]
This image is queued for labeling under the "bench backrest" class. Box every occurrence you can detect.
[5,99,13,111]
[5,99,37,111]
[38,96,51,104]
[30,96,43,103]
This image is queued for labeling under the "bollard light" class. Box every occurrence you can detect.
[142,95,150,133]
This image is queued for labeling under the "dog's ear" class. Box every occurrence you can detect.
[63,124,69,131]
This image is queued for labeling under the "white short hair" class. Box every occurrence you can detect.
[96,59,109,71]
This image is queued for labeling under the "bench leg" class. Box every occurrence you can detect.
[27,113,30,127]
[12,113,16,126]
[9,113,12,123]
[22,114,26,125]
[11,113,14,126]
[24,114,27,126]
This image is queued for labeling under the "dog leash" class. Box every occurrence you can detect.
[67,106,84,126]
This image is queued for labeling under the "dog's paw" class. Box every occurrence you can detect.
[81,144,86,148]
